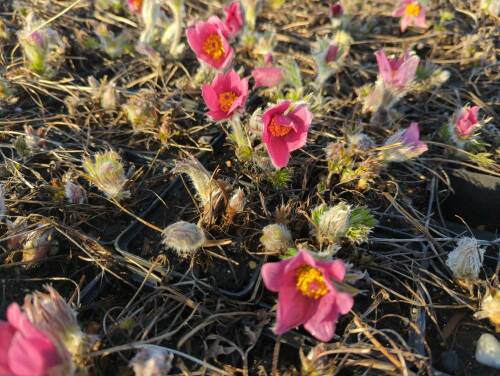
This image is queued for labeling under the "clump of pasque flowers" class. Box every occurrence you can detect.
[311,203,376,255]
[362,49,420,124]
[17,13,64,77]
[83,150,129,201]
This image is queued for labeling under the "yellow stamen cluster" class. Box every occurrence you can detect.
[295,265,329,299]
[203,34,225,59]
[405,2,421,17]
[269,117,292,137]
[218,91,238,113]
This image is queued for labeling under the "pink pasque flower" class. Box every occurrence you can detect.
[0,303,62,376]
[262,250,354,342]
[375,49,419,90]
[223,1,244,38]
[262,101,312,169]
[128,0,143,15]
[186,18,233,70]
[252,67,284,89]
[383,122,428,162]
[201,69,248,121]
[393,0,427,32]
[329,2,344,18]
[454,106,480,138]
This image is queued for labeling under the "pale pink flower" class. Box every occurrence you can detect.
[329,2,344,18]
[454,106,480,138]
[262,101,312,169]
[201,69,248,121]
[0,303,63,376]
[383,122,428,162]
[186,18,233,69]
[375,49,419,90]
[393,0,427,32]
[262,250,353,341]
[252,67,284,88]
[223,1,244,38]
[128,0,143,15]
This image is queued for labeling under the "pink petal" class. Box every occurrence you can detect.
[317,259,346,282]
[261,260,290,292]
[283,105,312,151]
[252,67,284,88]
[8,333,60,376]
[0,322,15,368]
[394,55,419,88]
[375,50,392,83]
[400,16,410,32]
[392,5,406,17]
[262,101,291,128]
[336,292,355,315]
[283,250,317,273]
[303,293,338,342]
[265,136,291,169]
[274,286,316,335]
[414,9,427,28]
[201,84,219,113]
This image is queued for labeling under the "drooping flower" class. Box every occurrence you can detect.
[453,106,480,139]
[445,237,485,280]
[262,101,312,168]
[375,49,420,90]
[223,1,244,38]
[393,0,427,32]
[251,67,284,89]
[201,69,248,121]
[130,347,173,376]
[0,303,64,376]
[382,122,428,162]
[262,250,354,341]
[186,18,233,69]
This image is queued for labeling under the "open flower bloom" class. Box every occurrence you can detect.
[0,303,63,376]
[382,122,428,162]
[262,101,312,168]
[186,18,233,69]
[393,0,427,32]
[262,250,354,341]
[128,0,143,15]
[252,66,284,88]
[201,69,248,121]
[223,1,244,38]
[454,106,480,139]
[375,49,419,90]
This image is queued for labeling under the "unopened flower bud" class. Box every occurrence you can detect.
[161,221,206,258]
[64,181,87,204]
[101,83,118,110]
[260,223,293,253]
[123,90,158,132]
[130,347,173,376]
[445,237,485,280]
[312,203,350,246]
[83,150,129,201]
[21,225,54,263]
[226,188,246,223]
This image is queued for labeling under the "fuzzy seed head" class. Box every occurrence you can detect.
[260,223,293,253]
[312,203,351,245]
[130,347,173,376]
[445,237,485,280]
[161,221,206,258]
[83,150,129,201]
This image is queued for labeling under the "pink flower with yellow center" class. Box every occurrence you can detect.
[127,0,143,15]
[186,18,233,70]
[0,303,63,376]
[454,106,480,139]
[262,101,312,169]
[375,49,420,90]
[223,1,244,38]
[201,69,248,121]
[262,250,354,342]
[393,0,427,32]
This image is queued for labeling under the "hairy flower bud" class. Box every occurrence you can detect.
[21,225,54,263]
[311,203,351,246]
[130,347,173,376]
[161,221,206,258]
[123,90,158,132]
[83,150,129,201]
[225,188,246,223]
[446,237,485,280]
[260,223,293,254]
[64,181,87,204]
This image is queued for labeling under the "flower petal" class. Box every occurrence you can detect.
[265,137,290,168]
[274,286,316,335]
[262,259,290,292]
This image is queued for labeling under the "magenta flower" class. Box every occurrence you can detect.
[186,18,233,70]
[262,250,354,341]
[201,69,248,121]
[393,0,427,32]
[383,122,428,162]
[252,67,284,89]
[375,49,419,90]
[262,101,312,168]
[0,303,62,376]
[454,106,480,138]
[223,1,244,38]
[329,2,344,18]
